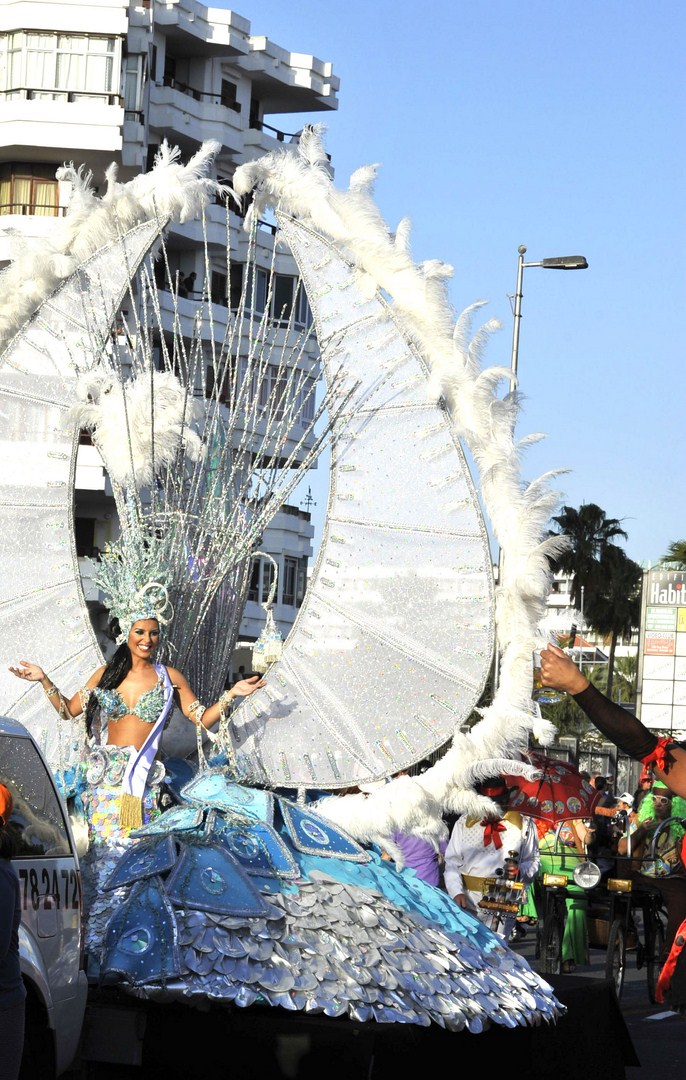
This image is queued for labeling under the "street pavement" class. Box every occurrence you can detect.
[510,927,686,1078]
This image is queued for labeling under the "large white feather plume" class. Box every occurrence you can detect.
[69,367,205,488]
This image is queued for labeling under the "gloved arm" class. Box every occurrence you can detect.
[573,682,658,761]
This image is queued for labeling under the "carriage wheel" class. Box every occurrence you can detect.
[541,909,564,976]
[605,920,627,999]
[645,908,666,1004]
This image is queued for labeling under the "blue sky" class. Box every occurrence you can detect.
[234,1,685,565]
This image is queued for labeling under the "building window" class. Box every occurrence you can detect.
[283,557,298,606]
[247,558,260,603]
[75,517,96,558]
[248,556,277,605]
[294,282,312,328]
[237,265,268,314]
[258,364,288,420]
[211,271,228,307]
[271,276,311,328]
[0,163,59,216]
[299,378,316,427]
[221,79,240,112]
[0,31,119,102]
[272,274,294,324]
[261,558,275,604]
[206,357,239,404]
[124,53,146,117]
[233,267,310,328]
[296,557,308,607]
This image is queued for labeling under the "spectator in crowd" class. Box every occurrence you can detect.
[617,780,686,957]
[634,770,653,813]
[535,817,593,972]
[443,777,539,941]
[587,775,617,874]
[178,271,197,298]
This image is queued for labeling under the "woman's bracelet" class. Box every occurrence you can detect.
[218,690,235,718]
[43,682,60,700]
[188,700,207,726]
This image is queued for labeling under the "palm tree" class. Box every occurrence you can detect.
[663,540,686,566]
[549,503,628,611]
[582,546,642,701]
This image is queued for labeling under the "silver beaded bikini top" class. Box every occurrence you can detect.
[92,677,166,725]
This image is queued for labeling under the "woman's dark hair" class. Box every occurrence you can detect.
[85,627,132,736]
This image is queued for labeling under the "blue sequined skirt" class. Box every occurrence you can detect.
[87,768,564,1032]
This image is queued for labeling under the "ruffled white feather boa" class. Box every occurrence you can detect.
[234,126,568,855]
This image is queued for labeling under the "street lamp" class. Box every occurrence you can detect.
[509,245,589,392]
[494,245,588,691]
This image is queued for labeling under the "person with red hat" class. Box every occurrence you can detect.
[634,771,653,815]
[0,783,26,1080]
[443,776,540,941]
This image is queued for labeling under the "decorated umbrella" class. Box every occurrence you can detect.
[503,751,603,825]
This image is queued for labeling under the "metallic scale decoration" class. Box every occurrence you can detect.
[96,784,563,1030]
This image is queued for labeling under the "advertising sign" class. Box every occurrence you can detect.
[638,568,686,732]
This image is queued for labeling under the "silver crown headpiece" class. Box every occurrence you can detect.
[94,500,175,646]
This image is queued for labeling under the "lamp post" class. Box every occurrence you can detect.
[494,245,589,691]
[509,245,589,392]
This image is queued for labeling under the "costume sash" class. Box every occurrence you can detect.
[120,663,174,825]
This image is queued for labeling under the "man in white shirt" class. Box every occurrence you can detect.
[443,776,540,940]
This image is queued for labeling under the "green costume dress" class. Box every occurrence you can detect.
[536,823,589,967]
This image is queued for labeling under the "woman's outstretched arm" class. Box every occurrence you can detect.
[8,660,104,717]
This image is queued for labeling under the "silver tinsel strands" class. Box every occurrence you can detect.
[72,208,357,707]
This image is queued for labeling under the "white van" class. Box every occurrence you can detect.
[0,716,88,1078]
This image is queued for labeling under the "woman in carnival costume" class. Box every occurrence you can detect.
[9,584,265,953]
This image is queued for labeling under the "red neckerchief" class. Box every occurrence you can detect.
[642,737,672,773]
[481,820,506,849]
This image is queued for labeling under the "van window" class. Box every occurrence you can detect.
[0,736,71,856]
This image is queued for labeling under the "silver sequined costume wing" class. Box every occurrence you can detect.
[0,221,164,768]
[229,215,496,790]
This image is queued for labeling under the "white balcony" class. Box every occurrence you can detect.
[154,0,249,55]
[147,83,243,154]
[0,96,124,154]
[237,38,339,113]
[0,1,129,36]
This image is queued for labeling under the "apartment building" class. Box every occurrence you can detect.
[0,0,339,663]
